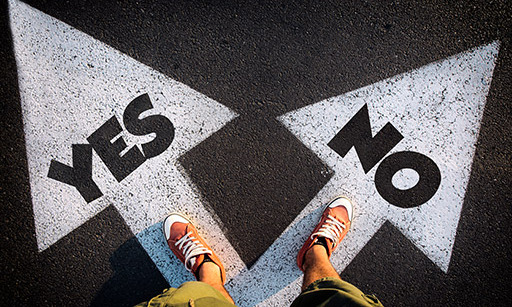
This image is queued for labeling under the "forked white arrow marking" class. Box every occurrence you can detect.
[9,0,245,282]
[9,0,500,305]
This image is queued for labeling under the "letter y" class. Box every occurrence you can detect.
[48,144,103,202]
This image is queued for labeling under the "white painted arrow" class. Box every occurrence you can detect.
[279,42,499,274]
[225,42,500,307]
[9,0,245,282]
[8,0,500,305]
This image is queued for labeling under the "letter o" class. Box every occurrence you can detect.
[375,151,441,208]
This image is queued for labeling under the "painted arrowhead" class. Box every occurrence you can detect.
[9,0,238,262]
[279,42,499,272]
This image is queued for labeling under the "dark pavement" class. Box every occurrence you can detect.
[1,0,511,306]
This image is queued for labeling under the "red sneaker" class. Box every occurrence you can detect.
[297,196,353,271]
[163,213,227,284]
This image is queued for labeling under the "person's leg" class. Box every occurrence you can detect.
[293,197,383,307]
[301,244,340,291]
[297,196,353,277]
[197,261,235,304]
[163,213,235,304]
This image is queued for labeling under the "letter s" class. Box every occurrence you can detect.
[123,93,175,158]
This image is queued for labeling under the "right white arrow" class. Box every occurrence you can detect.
[279,41,499,273]
[224,42,500,307]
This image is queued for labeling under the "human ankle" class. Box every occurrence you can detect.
[198,261,223,284]
[303,245,329,269]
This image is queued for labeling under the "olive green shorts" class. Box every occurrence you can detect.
[136,278,383,307]
[290,277,383,307]
[134,281,235,307]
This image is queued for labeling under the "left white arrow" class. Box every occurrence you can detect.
[9,0,242,282]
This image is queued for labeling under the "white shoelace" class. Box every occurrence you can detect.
[175,231,212,271]
[311,215,346,246]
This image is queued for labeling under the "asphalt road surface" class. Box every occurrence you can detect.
[1,0,511,306]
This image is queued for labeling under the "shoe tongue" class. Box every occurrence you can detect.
[170,222,190,242]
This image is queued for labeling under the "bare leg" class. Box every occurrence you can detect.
[198,261,235,304]
[301,245,341,291]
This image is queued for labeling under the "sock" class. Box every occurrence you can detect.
[202,255,214,263]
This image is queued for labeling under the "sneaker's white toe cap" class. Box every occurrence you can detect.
[328,197,353,221]
[163,214,189,240]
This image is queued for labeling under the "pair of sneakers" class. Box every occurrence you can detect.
[163,196,353,284]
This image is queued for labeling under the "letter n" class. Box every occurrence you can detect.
[327,104,404,173]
